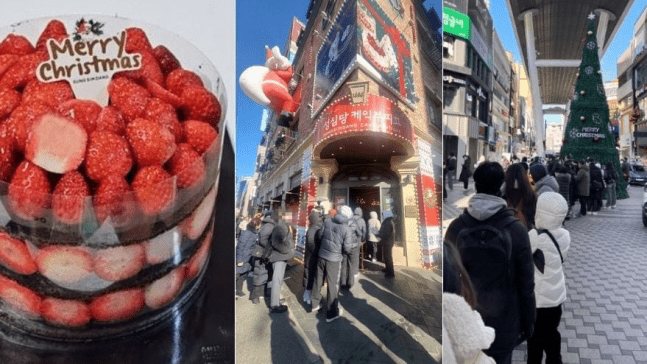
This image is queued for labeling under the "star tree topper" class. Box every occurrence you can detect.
[588,12,596,21]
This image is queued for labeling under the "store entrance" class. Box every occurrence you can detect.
[349,187,380,222]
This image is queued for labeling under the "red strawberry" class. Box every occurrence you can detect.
[52,171,90,225]
[185,229,212,279]
[40,298,90,327]
[145,98,182,142]
[117,51,163,86]
[145,229,181,265]
[8,161,51,220]
[182,120,218,154]
[179,85,221,126]
[145,266,184,309]
[132,165,175,216]
[0,54,19,77]
[0,129,17,181]
[56,99,102,134]
[0,88,21,119]
[153,45,181,76]
[124,28,153,54]
[181,186,217,240]
[25,113,88,174]
[6,100,53,152]
[0,275,41,316]
[167,143,205,189]
[36,20,68,52]
[84,131,133,182]
[93,244,145,281]
[36,245,93,284]
[0,231,37,275]
[95,106,126,135]
[22,80,75,109]
[144,79,182,108]
[93,175,133,225]
[108,77,150,122]
[0,52,48,90]
[165,69,204,96]
[0,34,35,55]
[91,288,145,322]
[126,118,176,166]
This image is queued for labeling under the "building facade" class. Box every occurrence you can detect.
[491,31,512,160]
[252,0,443,268]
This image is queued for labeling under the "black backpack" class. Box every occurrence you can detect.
[455,211,518,318]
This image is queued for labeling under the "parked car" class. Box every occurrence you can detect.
[628,164,647,185]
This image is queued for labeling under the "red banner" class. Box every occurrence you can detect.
[313,94,413,147]
[416,174,439,227]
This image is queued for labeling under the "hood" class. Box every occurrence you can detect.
[354,207,363,217]
[262,215,275,224]
[369,211,378,220]
[466,193,508,221]
[308,211,322,225]
[535,192,568,230]
[333,214,349,224]
[536,175,559,191]
[382,210,393,219]
[579,164,589,172]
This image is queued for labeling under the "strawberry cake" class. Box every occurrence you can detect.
[0,18,223,335]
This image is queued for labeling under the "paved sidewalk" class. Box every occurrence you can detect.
[442,178,475,235]
[236,259,442,363]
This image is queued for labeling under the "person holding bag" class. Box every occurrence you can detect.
[268,213,295,313]
[250,210,277,304]
[459,155,473,194]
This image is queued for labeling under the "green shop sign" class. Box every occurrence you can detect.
[443,7,470,40]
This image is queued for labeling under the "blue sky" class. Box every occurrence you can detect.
[236,0,442,179]
[489,0,646,124]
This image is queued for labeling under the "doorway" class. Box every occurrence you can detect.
[349,187,380,222]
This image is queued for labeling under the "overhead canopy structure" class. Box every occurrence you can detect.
[505,0,635,155]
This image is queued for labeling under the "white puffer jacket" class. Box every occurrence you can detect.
[443,293,496,364]
[529,192,571,308]
[367,211,381,242]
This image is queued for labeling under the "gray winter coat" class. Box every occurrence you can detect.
[318,214,353,262]
[576,165,590,197]
[354,207,367,243]
[534,175,559,198]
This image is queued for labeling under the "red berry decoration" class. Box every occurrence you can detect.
[179,85,221,126]
[0,275,41,316]
[52,171,90,225]
[93,175,132,225]
[22,80,75,109]
[124,27,153,54]
[0,231,37,275]
[183,120,218,154]
[35,20,68,53]
[0,88,21,119]
[0,54,19,78]
[132,165,175,216]
[25,113,88,174]
[145,97,182,142]
[8,161,51,220]
[0,34,34,56]
[7,100,53,152]
[126,118,176,166]
[0,52,48,91]
[108,77,151,122]
[84,131,133,182]
[165,69,204,96]
[92,244,145,282]
[36,246,93,284]
[167,143,205,189]
[41,298,91,327]
[95,106,126,136]
[57,99,102,134]
[153,45,181,76]
[91,288,145,322]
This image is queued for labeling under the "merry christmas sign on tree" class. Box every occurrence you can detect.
[560,13,628,198]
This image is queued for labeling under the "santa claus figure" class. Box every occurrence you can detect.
[239,46,299,126]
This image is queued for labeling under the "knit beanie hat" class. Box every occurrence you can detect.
[530,164,547,182]
[340,205,353,219]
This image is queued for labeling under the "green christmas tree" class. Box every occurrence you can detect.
[560,12,628,199]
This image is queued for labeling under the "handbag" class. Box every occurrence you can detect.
[250,237,264,258]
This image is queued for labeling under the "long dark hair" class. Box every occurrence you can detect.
[443,241,477,308]
[504,163,536,228]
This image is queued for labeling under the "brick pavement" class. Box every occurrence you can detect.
[444,179,647,363]
[236,259,442,363]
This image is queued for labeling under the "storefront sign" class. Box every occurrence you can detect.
[313,0,358,115]
[470,23,490,68]
[358,0,416,104]
[443,8,470,40]
[313,94,413,146]
[415,174,439,228]
[405,205,418,218]
[348,81,369,104]
[443,75,466,85]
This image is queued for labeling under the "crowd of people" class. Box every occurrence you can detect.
[442,152,632,364]
[235,204,397,322]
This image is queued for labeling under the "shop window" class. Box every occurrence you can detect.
[443,85,460,113]
[426,90,441,128]
[443,35,454,60]
[465,92,476,117]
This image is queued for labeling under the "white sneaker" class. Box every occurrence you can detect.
[326,308,343,322]
[312,304,323,312]
[611,206,616,209]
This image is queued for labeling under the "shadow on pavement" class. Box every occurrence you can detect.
[341,288,439,364]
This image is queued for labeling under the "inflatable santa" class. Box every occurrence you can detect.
[239,46,299,126]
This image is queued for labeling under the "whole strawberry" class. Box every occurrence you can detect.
[145,98,182,142]
[124,27,153,54]
[126,118,176,166]
[0,131,16,181]
[22,80,75,109]
[153,45,181,76]
[167,143,205,189]
[57,99,102,134]
[7,100,53,152]
[52,171,90,225]
[35,20,68,53]
[165,69,204,96]
[93,175,133,225]
[8,160,51,220]
[179,85,221,126]
[108,77,150,122]
[132,165,175,216]
[182,120,218,154]
[0,34,35,56]
[84,131,133,181]
[0,88,21,120]
[95,106,126,136]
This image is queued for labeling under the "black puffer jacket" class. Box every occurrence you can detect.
[318,214,353,262]
[444,196,535,352]
[589,163,604,189]
[269,219,295,262]
[258,215,276,251]
[236,224,258,274]
[304,211,322,288]
[348,215,360,250]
